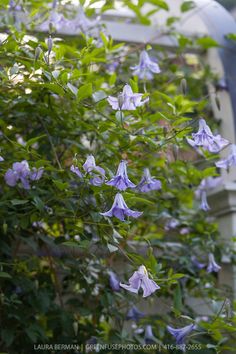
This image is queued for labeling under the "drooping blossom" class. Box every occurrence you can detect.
[106,160,136,191]
[137,168,161,192]
[126,306,145,321]
[120,265,160,297]
[109,271,120,292]
[131,50,161,80]
[100,193,142,221]
[215,144,236,169]
[0,156,4,162]
[167,323,196,348]
[5,160,43,190]
[70,165,83,178]
[191,256,206,269]
[207,253,221,273]
[187,119,229,153]
[144,325,156,344]
[195,177,222,211]
[83,155,105,186]
[164,218,179,231]
[107,84,149,111]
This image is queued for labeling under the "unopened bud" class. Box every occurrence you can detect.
[117,93,124,110]
[173,144,179,161]
[47,36,53,55]
[163,126,168,137]
[180,78,187,95]
[35,46,42,62]
[73,321,79,336]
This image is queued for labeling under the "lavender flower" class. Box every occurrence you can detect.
[187,119,229,153]
[126,306,145,321]
[107,84,149,111]
[216,144,236,169]
[0,156,4,162]
[144,325,156,344]
[74,7,100,34]
[100,193,142,221]
[167,323,196,348]
[30,167,44,181]
[180,227,190,235]
[5,160,43,190]
[83,155,105,186]
[196,177,222,211]
[164,218,179,231]
[106,160,136,191]
[137,168,161,192]
[120,265,160,297]
[109,271,120,292]
[131,50,161,80]
[191,256,206,269]
[70,165,83,178]
[207,253,221,273]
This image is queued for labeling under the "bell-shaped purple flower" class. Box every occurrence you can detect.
[216,144,236,169]
[83,155,105,186]
[106,160,136,191]
[207,253,221,273]
[100,193,142,221]
[0,156,4,162]
[107,84,149,111]
[70,165,83,178]
[137,168,161,192]
[187,119,229,153]
[109,271,120,292]
[167,323,196,347]
[126,306,145,321]
[5,161,30,190]
[131,50,161,80]
[191,256,206,269]
[30,167,44,181]
[120,265,160,297]
[196,177,222,211]
[144,325,156,344]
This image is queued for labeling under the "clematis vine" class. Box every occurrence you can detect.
[137,168,161,192]
[83,155,105,186]
[120,265,160,297]
[195,177,222,212]
[187,118,229,153]
[107,84,149,111]
[131,50,161,80]
[5,160,43,190]
[100,193,142,221]
[109,271,120,292]
[106,160,136,191]
[167,323,196,350]
[215,144,236,169]
[126,306,145,321]
[207,253,221,273]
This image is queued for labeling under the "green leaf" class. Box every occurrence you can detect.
[11,199,29,205]
[77,83,93,102]
[53,180,69,191]
[0,272,12,279]
[181,1,196,12]
[196,37,219,49]
[26,134,46,149]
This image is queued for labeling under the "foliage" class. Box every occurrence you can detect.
[0,1,236,353]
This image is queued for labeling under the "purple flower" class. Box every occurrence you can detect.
[30,167,44,181]
[109,271,120,292]
[180,227,190,235]
[131,50,161,80]
[167,323,196,348]
[207,253,221,273]
[120,265,160,297]
[0,156,4,162]
[164,218,179,231]
[83,155,105,186]
[196,177,222,211]
[137,168,161,192]
[5,161,30,190]
[70,165,83,178]
[191,256,206,269]
[126,306,145,321]
[144,325,156,344]
[74,7,100,34]
[216,144,236,169]
[100,193,142,221]
[187,119,229,153]
[106,160,136,191]
[107,84,149,111]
